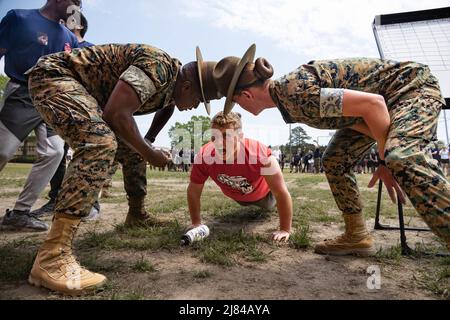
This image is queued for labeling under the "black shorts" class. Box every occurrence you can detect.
[441,159,449,164]
[0,82,56,141]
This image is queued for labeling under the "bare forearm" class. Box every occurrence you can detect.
[103,80,150,159]
[145,105,175,141]
[364,100,390,160]
[187,185,203,225]
[343,91,390,160]
[274,191,293,232]
[106,114,150,158]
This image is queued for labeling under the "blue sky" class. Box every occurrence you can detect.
[1,0,450,147]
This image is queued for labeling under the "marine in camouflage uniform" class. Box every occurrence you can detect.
[28,44,180,220]
[26,43,215,295]
[216,46,449,255]
[269,58,449,253]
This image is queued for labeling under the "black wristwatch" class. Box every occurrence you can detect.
[146,136,156,143]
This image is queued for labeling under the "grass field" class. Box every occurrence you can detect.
[0,163,448,300]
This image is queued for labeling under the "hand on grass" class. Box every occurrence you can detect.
[272,230,290,242]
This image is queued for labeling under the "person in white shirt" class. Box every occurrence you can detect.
[440,145,449,176]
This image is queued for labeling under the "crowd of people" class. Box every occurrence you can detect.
[153,142,450,178]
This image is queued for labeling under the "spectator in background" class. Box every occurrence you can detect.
[313,148,321,174]
[302,150,312,173]
[431,144,441,167]
[280,151,286,171]
[271,146,282,166]
[293,150,302,173]
[190,148,195,171]
[0,0,79,231]
[179,149,189,172]
[31,10,101,218]
[368,149,378,174]
[64,11,93,48]
[362,153,370,174]
[440,144,449,176]
[356,158,364,174]
[289,154,295,173]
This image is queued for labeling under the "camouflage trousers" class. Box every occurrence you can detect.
[322,95,450,244]
[29,74,147,218]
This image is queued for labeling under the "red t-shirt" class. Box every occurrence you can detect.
[190,138,272,202]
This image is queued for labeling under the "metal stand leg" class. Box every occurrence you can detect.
[374,180,389,230]
[397,199,413,255]
[374,181,449,257]
[374,181,430,232]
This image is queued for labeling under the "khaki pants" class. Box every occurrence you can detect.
[236,191,277,211]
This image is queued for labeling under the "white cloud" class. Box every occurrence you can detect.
[176,0,450,146]
[82,0,113,15]
[180,0,450,59]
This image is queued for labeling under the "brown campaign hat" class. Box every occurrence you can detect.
[211,44,256,115]
[196,46,223,115]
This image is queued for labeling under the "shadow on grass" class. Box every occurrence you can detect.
[77,220,185,252]
[0,239,38,281]
[78,214,275,269]
[212,206,274,224]
[191,229,272,267]
[80,254,127,273]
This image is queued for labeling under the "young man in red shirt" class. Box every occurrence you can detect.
[188,111,292,242]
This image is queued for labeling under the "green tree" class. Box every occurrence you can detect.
[288,126,311,149]
[0,75,9,101]
[168,115,211,151]
[281,126,315,159]
[289,126,311,147]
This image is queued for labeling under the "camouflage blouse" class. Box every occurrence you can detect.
[269,58,445,129]
[28,44,181,115]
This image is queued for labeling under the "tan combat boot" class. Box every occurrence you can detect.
[28,215,107,295]
[314,213,376,257]
[124,196,160,228]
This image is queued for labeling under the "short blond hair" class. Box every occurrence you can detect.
[211,111,242,130]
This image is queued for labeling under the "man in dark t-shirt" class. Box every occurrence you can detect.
[65,11,94,48]
[0,0,80,232]
[31,10,100,220]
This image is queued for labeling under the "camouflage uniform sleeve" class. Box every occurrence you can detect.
[319,88,345,117]
[120,45,178,105]
[119,65,158,105]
